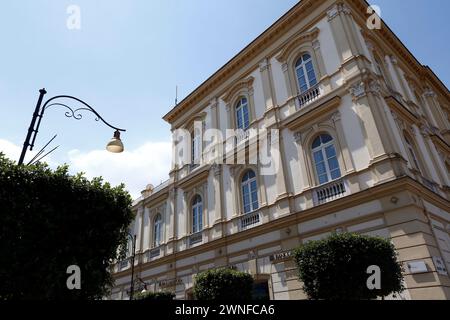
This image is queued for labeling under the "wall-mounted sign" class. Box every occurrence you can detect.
[269,250,293,263]
[406,260,428,274]
[432,256,448,276]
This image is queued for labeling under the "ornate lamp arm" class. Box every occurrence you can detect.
[18,88,126,165]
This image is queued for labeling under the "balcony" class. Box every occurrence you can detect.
[313,178,347,206]
[235,129,250,146]
[297,84,320,109]
[189,232,203,246]
[240,211,261,231]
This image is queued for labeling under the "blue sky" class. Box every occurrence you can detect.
[0,0,448,197]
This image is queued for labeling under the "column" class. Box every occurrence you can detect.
[259,58,277,110]
[213,164,223,223]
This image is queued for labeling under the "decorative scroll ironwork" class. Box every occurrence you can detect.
[41,95,125,132]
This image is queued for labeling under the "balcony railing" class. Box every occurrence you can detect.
[235,129,250,146]
[189,232,203,246]
[313,178,347,206]
[297,84,320,109]
[240,211,261,231]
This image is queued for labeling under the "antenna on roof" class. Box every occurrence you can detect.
[175,85,178,106]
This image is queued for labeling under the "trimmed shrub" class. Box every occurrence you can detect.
[293,232,404,300]
[193,268,253,300]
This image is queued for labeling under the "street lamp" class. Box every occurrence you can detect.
[18,88,126,165]
[127,233,137,300]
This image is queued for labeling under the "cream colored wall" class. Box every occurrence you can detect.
[339,94,371,171]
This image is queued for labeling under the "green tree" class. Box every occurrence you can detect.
[0,154,134,300]
[293,233,404,300]
[193,268,253,300]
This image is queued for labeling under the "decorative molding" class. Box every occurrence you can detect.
[293,131,302,143]
[222,77,255,104]
[327,3,351,21]
[368,80,382,95]
[331,111,341,122]
[423,89,437,98]
[259,58,270,72]
[275,27,320,63]
[349,82,366,99]
[283,95,341,131]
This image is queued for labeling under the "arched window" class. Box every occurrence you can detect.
[235,97,250,130]
[241,170,259,214]
[312,134,341,185]
[153,214,162,247]
[295,53,317,93]
[192,195,203,233]
[404,135,421,172]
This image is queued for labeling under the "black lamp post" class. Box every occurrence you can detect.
[127,233,137,300]
[18,88,126,165]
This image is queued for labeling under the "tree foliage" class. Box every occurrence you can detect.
[0,154,134,300]
[293,233,404,300]
[133,291,175,301]
[193,268,253,300]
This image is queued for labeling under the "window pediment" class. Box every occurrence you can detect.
[276,27,320,63]
[222,77,254,104]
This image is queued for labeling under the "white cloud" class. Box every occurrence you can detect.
[67,141,172,199]
[0,138,172,199]
[0,139,22,160]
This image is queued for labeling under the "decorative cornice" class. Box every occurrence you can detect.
[275,27,320,63]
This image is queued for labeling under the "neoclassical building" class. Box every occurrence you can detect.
[110,0,450,300]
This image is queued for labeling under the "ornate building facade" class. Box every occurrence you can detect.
[110,0,450,300]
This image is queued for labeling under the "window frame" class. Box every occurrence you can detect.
[241,170,259,214]
[191,194,203,234]
[152,213,163,248]
[311,134,342,185]
[235,97,250,131]
[294,53,318,94]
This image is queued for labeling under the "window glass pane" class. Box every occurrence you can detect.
[321,134,333,144]
[318,174,328,185]
[313,150,324,163]
[327,156,339,171]
[302,53,311,60]
[325,145,336,158]
[315,162,327,176]
[295,57,303,68]
[199,205,202,230]
[236,108,242,128]
[312,137,321,149]
[331,168,341,180]
[296,68,308,92]
[243,106,250,129]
